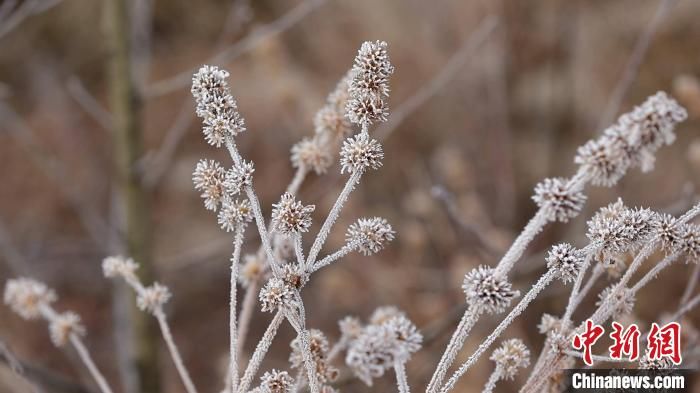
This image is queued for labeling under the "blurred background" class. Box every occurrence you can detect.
[1,0,700,392]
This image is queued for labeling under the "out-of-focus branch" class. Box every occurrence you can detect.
[66,77,113,131]
[375,16,499,141]
[0,339,95,393]
[145,0,329,97]
[0,0,63,39]
[597,0,678,129]
[0,103,112,246]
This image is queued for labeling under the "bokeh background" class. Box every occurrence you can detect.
[1,0,700,392]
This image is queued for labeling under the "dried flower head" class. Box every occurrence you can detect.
[462,266,519,314]
[291,138,333,175]
[193,159,227,211]
[223,160,254,196]
[596,286,635,319]
[289,329,338,383]
[4,278,57,320]
[345,324,395,386]
[259,369,294,393]
[49,311,85,347]
[546,243,584,283]
[137,283,171,314]
[346,41,394,126]
[587,202,658,259]
[102,256,139,279]
[384,315,423,362]
[346,217,395,255]
[259,278,296,312]
[192,65,246,146]
[490,338,530,380]
[315,106,352,139]
[339,316,363,340]
[217,199,253,232]
[271,193,315,235]
[239,254,265,287]
[676,224,700,261]
[339,134,384,174]
[575,137,630,187]
[532,177,586,222]
[655,214,682,253]
[538,314,562,335]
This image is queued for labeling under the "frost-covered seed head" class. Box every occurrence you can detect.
[281,264,307,290]
[289,329,338,383]
[532,177,586,222]
[676,224,700,261]
[596,286,635,320]
[315,106,353,140]
[345,324,393,386]
[193,159,226,211]
[224,160,254,195]
[339,316,363,340]
[538,314,562,335]
[137,283,171,314]
[490,339,530,380]
[575,137,630,187]
[339,134,383,174]
[587,202,658,260]
[384,315,423,362]
[346,217,395,256]
[239,254,265,288]
[259,278,296,312]
[462,266,520,314]
[546,243,584,283]
[655,214,682,254]
[191,66,246,146]
[4,278,57,320]
[369,305,404,325]
[49,311,85,347]
[271,193,315,235]
[102,256,139,279]
[346,41,394,126]
[291,138,333,175]
[259,369,294,393]
[217,199,253,232]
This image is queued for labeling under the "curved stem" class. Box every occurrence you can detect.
[154,309,198,393]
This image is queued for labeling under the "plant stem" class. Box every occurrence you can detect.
[69,334,114,393]
[154,309,198,393]
[394,360,410,393]
[237,311,284,393]
[229,226,245,392]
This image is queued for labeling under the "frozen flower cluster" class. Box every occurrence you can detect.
[346,41,394,127]
[345,217,395,256]
[490,338,530,380]
[462,265,519,314]
[191,65,246,146]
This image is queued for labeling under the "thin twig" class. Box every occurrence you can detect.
[154,309,198,393]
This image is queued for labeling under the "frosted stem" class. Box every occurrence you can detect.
[630,252,680,294]
[154,309,198,393]
[245,185,281,277]
[680,263,700,306]
[440,270,555,393]
[229,226,245,392]
[426,309,481,393]
[562,253,594,328]
[309,242,358,273]
[237,311,284,393]
[69,334,114,393]
[394,360,410,393]
[306,170,362,267]
[569,264,603,316]
[494,208,549,276]
[481,367,502,393]
[237,279,260,366]
[294,234,305,267]
[286,166,309,196]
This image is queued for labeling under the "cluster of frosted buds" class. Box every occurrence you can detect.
[238,254,265,287]
[49,311,85,347]
[289,329,338,384]
[281,264,307,289]
[675,224,700,261]
[192,159,227,211]
[339,133,384,174]
[369,306,403,325]
[253,369,295,393]
[537,314,563,335]
[462,265,519,314]
[271,193,315,235]
[532,177,586,223]
[346,217,395,256]
[339,316,363,341]
[3,278,57,319]
[344,307,422,386]
[575,92,687,186]
[217,198,253,232]
[137,283,171,314]
[191,65,246,147]
[259,278,296,312]
[546,243,584,283]
[102,256,139,279]
[596,286,635,319]
[586,200,659,263]
[490,339,530,380]
[346,41,394,127]
[224,160,254,195]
